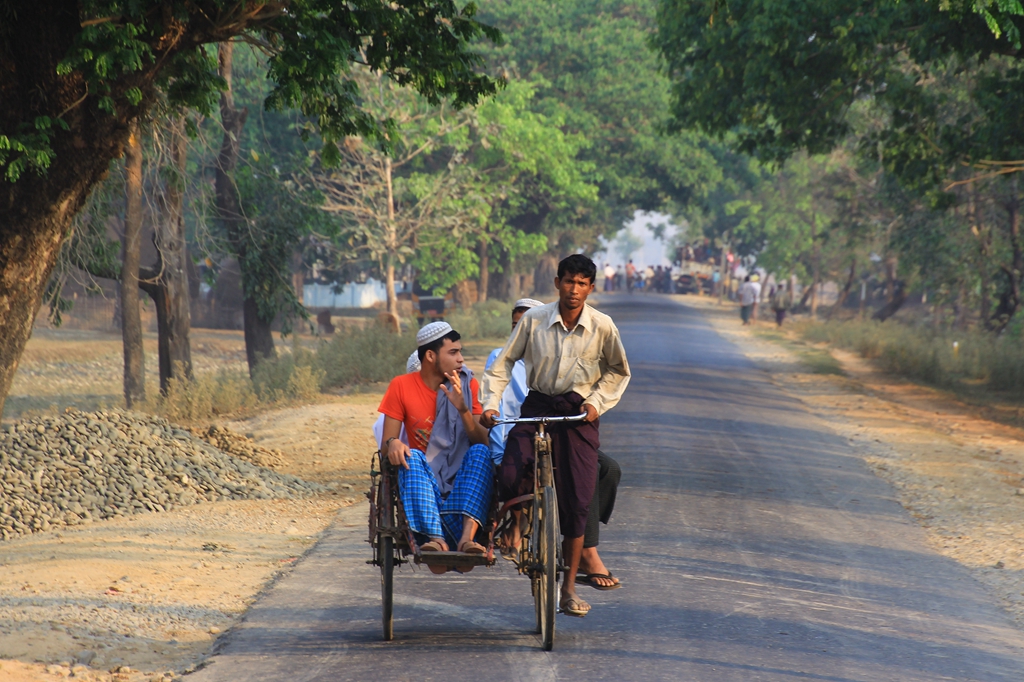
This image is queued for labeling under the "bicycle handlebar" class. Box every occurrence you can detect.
[491,413,587,425]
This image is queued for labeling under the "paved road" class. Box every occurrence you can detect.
[189,295,1024,681]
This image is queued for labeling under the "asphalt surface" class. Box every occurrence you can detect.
[189,295,1024,681]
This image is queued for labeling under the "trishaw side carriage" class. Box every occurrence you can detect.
[367,414,584,651]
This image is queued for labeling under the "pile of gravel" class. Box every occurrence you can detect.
[191,424,286,469]
[0,408,322,541]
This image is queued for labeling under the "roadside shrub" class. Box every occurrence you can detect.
[800,320,1024,395]
[287,364,324,401]
[447,300,517,340]
[317,323,410,388]
[144,323,413,425]
[252,348,326,402]
[151,368,258,424]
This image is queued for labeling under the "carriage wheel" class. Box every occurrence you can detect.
[380,534,394,641]
[533,575,543,634]
[536,485,558,651]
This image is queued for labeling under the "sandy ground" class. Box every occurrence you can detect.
[0,497,349,681]
[678,294,1024,629]
[0,327,506,681]
[0,329,370,681]
[3,329,251,422]
[17,301,1024,677]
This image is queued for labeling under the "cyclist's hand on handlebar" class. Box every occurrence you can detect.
[481,410,499,428]
[387,438,411,469]
[581,403,599,423]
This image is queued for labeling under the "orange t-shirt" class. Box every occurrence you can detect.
[378,372,483,452]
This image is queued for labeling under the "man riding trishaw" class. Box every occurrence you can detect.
[482,254,631,617]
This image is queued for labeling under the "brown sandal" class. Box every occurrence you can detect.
[458,540,486,555]
[559,593,591,617]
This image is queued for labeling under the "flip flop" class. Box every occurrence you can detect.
[559,593,590,617]
[499,544,520,563]
[420,540,446,553]
[458,540,486,555]
[575,572,622,591]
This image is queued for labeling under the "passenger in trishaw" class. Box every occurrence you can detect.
[484,298,623,591]
[372,351,421,449]
[377,322,492,574]
[482,255,631,617]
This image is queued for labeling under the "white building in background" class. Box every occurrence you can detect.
[304,279,394,309]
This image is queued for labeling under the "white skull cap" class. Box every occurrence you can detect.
[416,321,453,347]
[513,298,543,310]
[406,350,421,373]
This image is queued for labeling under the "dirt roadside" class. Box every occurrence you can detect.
[0,328,377,682]
[0,329,504,681]
[677,294,1024,629]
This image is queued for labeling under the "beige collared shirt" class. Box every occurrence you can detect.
[481,301,630,415]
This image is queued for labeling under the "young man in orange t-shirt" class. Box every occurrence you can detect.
[378,322,492,566]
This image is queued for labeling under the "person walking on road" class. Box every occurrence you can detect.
[482,255,631,618]
[770,281,793,327]
[749,274,762,323]
[739,275,755,325]
[603,263,615,292]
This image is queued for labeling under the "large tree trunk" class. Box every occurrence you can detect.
[717,232,729,303]
[216,42,276,374]
[0,211,76,418]
[883,254,899,304]
[953,283,970,329]
[121,120,146,408]
[532,253,559,297]
[967,185,992,326]
[872,286,906,321]
[477,241,489,303]
[810,213,821,318]
[0,3,142,417]
[990,184,1023,333]
[382,156,401,322]
[140,116,193,393]
[828,261,857,321]
[384,253,400,319]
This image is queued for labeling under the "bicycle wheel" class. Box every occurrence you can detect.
[377,465,396,641]
[533,575,543,634]
[380,535,394,640]
[537,485,558,651]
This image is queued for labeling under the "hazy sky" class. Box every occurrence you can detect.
[594,211,682,267]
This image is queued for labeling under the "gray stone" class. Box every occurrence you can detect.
[0,409,323,542]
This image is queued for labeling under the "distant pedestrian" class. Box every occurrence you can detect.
[738,275,755,325]
[749,274,762,323]
[603,262,615,292]
[770,282,793,326]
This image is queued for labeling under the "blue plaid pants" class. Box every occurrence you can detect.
[398,444,493,548]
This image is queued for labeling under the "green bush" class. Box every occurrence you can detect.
[148,325,408,424]
[150,368,259,423]
[252,348,327,401]
[447,300,517,340]
[799,319,1024,395]
[316,323,411,388]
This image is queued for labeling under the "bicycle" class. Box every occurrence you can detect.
[367,412,586,651]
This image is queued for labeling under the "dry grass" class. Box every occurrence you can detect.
[799,319,1024,394]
